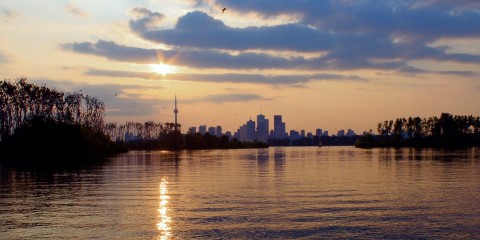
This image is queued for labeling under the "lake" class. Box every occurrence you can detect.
[1,147,480,239]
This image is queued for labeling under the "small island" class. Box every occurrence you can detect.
[355,113,480,148]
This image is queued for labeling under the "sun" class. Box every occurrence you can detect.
[150,63,176,76]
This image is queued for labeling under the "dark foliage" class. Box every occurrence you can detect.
[0,117,127,165]
[0,78,105,140]
[356,113,480,148]
[0,78,125,164]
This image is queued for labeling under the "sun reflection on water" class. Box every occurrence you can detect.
[157,176,171,240]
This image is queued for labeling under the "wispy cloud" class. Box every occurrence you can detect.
[0,50,9,64]
[62,39,480,74]
[85,68,366,85]
[200,93,271,103]
[65,3,88,17]
[2,9,21,22]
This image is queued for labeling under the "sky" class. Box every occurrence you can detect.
[1,0,480,134]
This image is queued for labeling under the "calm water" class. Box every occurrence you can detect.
[1,147,480,239]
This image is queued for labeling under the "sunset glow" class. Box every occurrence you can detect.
[151,63,176,76]
[1,1,480,134]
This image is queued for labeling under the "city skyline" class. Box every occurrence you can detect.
[1,1,480,133]
[188,112,357,142]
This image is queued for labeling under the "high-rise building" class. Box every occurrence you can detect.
[316,128,323,137]
[301,129,306,138]
[189,127,197,134]
[208,126,216,136]
[216,126,222,137]
[274,115,286,139]
[346,129,356,137]
[246,119,256,141]
[337,129,345,137]
[256,114,269,142]
[234,119,256,142]
[290,130,300,140]
[225,131,232,140]
[199,125,207,134]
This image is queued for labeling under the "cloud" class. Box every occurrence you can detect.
[62,40,158,64]
[0,51,9,64]
[60,5,480,77]
[210,0,480,39]
[129,7,165,31]
[124,9,480,72]
[131,11,334,52]
[85,68,365,85]
[2,9,21,22]
[63,39,480,74]
[65,3,88,17]
[62,40,308,69]
[200,93,271,103]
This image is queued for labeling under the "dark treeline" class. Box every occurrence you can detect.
[104,121,183,150]
[0,78,124,162]
[0,78,105,139]
[356,113,480,148]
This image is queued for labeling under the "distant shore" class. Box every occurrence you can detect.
[355,113,480,149]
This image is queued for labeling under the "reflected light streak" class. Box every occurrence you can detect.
[157,176,171,240]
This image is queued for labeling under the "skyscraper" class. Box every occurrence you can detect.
[208,126,216,136]
[173,93,178,131]
[199,125,207,134]
[274,115,286,139]
[234,119,256,142]
[246,119,256,141]
[256,114,269,142]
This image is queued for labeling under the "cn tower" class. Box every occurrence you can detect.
[174,93,178,131]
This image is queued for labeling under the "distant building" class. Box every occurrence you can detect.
[208,126,216,136]
[225,131,232,140]
[324,131,329,136]
[216,126,222,137]
[290,130,301,140]
[346,129,356,137]
[337,129,345,137]
[256,114,269,142]
[301,129,306,138]
[234,119,256,142]
[189,127,197,134]
[199,125,207,134]
[274,115,286,139]
[316,128,323,137]
[307,132,313,139]
[246,119,256,141]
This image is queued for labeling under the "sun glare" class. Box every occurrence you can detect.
[151,63,176,76]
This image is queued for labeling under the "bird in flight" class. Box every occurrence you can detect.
[222,8,226,13]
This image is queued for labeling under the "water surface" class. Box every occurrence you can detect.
[1,147,480,239]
